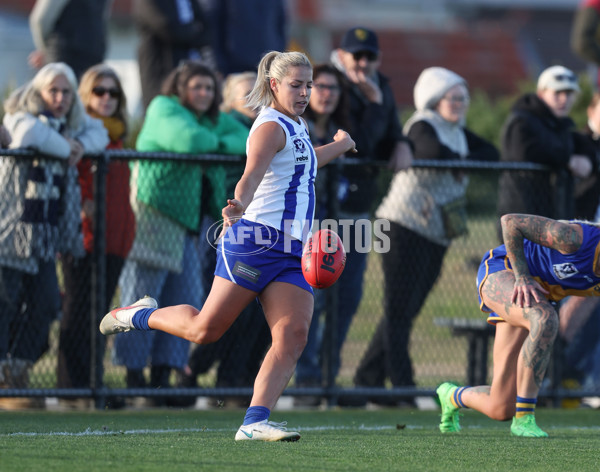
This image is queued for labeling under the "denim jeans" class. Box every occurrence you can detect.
[57,253,124,388]
[114,232,205,370]
[0,260,60,363]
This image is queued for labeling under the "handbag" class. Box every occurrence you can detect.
[127,200,186,273]
[441,196,468,239]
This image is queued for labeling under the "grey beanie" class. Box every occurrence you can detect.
[413,67,468,111]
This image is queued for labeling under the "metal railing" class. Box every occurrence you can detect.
[0,148,588,408]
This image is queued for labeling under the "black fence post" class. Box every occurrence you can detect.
[551,169,574,407]
[91,151,108,409]
[554,168,574,220]
[322,161,341,405]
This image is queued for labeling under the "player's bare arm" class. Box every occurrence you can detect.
[223,122,284,227]
[501,214,583,256]
[500,214,583,307]
[314,129,356,168]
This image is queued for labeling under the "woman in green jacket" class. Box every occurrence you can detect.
[175,71,266,407]
[114,61,248,398]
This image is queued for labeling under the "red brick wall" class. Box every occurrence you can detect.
[0,0,133,15]
[0,0,36,12]
[376,28,527,108]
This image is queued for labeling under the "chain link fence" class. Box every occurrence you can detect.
[0,149,593,409]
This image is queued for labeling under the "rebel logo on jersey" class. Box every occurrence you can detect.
[293,137,309,163]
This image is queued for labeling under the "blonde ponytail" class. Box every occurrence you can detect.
[246,51,312,111]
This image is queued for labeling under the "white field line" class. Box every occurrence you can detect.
[2,424,401,437]
[3,424,600,438]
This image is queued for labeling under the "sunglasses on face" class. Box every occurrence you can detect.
[92,86,120,98]
[313,83,341,92]
[554,73,576,83]
[352,51,378,62]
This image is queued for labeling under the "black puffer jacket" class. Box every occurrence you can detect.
[497,93,577,220]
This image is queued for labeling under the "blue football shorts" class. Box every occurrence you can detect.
[214,218,313,294]
[476,246,511,325]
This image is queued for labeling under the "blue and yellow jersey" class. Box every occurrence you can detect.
[477,222,600,323]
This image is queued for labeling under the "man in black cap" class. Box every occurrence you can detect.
[334,27,412,169]
[294,26,413,406]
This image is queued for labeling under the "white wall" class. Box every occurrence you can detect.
[0,11,36,102]
[105,21,142,118]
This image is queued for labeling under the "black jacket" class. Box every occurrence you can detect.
[342,72,409,213]
[45,0,108,79]
[134,0,211,109]
[497,93,580,220]
[407,121,499,163]
[574,125,600,220]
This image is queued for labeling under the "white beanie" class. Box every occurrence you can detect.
[413,67,468,111]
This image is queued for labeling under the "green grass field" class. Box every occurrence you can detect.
[2,408,599,472]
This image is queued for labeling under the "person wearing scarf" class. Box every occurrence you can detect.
[114,60,248,402]
[56,64,134,404]
[352,67,498,400]
[0,62,108,403]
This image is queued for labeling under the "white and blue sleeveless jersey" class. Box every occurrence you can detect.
[243,107,317,243]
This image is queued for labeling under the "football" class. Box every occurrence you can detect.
[301,229,346,289]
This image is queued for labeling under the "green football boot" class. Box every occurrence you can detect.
[436,382,461,433]
[510,415,548,438]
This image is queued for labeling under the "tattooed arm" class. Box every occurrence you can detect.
[500,214,583,307]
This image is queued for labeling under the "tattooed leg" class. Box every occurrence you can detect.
[463,270,556,420]
[518,304,559,392]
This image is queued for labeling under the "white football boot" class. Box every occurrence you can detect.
[99,296,158,335]
[235,420,301,442]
